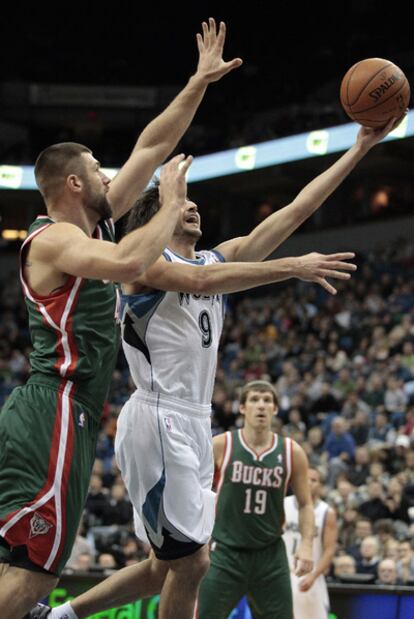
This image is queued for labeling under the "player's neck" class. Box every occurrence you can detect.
[242,425,274,450]
[47,200,98,237]
[168,239,196,260]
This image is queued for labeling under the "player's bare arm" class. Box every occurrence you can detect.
[124,251,356,296]
[215,117,398,262]
[289,442,314,577]
[298,508,338,592]
[27,155,192,290]
[108,18,242,221]
[212,433,227,471]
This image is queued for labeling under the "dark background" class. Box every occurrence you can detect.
[1,2,414,246]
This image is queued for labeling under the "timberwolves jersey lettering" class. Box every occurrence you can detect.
[120,247,225,408]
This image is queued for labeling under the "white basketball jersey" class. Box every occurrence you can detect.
[283,495,330,618]
[121,248,225,409]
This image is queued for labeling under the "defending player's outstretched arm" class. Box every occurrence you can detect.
[107,18,242,221]
[128,251,357,296]
[30,155,192,283]
[214,117,399,263]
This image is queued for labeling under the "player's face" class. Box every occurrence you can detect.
[175,199,202,241]
[82,154,112,219]
[308,469,321,500]
[240,390,277,430]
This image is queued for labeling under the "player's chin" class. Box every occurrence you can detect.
[186,226,202,240]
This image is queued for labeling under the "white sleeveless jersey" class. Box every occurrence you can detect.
[120,248,225,410]
[283,495,330,619]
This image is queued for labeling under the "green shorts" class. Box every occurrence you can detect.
[0,378,100,576]
[197,537,292,619]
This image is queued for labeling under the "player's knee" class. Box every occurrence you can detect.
[150,554,169,588]
[191,547,210,580]
[169,545,210,582]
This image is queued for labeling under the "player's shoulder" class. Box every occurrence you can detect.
[29,221,87,256]
[213,431,229,448]
[213,431,231,469]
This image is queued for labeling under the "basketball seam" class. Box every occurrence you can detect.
[344,62,363,108]
[346,61,393,107]
[350,79,408,116]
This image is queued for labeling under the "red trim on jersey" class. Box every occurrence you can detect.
[63,280,84,375]
[20,224,78,302]
[48,387,75,572]
[240,429,275,460]
[0,381,76,572]
[20,224,83,379]
[214,432,233,516]
[284,438,293,495]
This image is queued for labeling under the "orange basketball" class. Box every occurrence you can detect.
[340,58,410,127]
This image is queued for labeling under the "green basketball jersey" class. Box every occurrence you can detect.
[20,216,120,415]
[213,429,293,550]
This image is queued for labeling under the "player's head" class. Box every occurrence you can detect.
[35,142,112,218]
[307,467,323,501]
[126,181,202,242]
[239,380,278,430]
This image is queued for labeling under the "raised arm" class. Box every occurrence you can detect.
[289,441,314,577]
[215,118,400,262]
[298,508,338,592]
[125,251,357,295]
[30,155,192,283]
[108,18,242,221]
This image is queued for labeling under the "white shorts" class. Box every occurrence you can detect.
[290,573,329,619]
[115,389,215,560]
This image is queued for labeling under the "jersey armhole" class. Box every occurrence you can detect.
[211,249,226,263]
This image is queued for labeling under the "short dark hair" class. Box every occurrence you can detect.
[34,142,91,200]
[125,180,161,234]
[239,380,279,407]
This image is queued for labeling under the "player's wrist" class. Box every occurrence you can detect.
[189,72,210,89]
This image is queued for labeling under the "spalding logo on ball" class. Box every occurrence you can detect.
[340,58,411,127]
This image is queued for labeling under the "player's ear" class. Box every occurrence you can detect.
[67,174,82,193]
[273,405,279,417]
[240,403,246,416]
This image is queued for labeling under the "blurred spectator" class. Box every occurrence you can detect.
[333,555,356,580]
[324,417,356,486]
[101,482,133,526]
[356,536,380,576]
[396,540,414,583]
[346,518,373,560]
[97,553,118,570]
[71,552,94,572]
[376,558,401,585]
[359,481,392,522]
[346,446,370,486]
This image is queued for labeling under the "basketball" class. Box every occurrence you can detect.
[340,58,410,127]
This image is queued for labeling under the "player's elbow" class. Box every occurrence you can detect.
[118,257,145,283]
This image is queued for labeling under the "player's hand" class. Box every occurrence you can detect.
[357,109,408,150]
[294,542,314,577]
[298,572,317,592]
[195,18,242,83]
[292,252,357,295]
[159,154,193,209]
